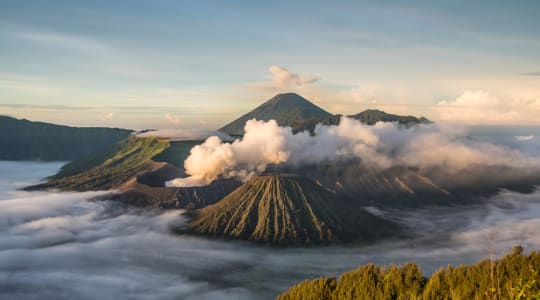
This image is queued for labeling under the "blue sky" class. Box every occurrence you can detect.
[1,0,539,129]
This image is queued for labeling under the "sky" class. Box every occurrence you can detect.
[0,0,539,130]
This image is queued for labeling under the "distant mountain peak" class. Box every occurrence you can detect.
[218,93,331,136]
[266,92,311,104]
[350,109,431,125]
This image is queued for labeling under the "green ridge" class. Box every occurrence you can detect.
[27,137,170,191]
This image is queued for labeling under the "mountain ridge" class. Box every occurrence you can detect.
[218,93,431,136]
[0,115,132,161]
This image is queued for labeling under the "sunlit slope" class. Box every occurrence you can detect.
[187,174,398,245]
[27,136,242,209]
[28,137,170,191]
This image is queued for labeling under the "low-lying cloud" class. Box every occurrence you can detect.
[167,117,540,187]
[2,161,540,300]
[515,134,534,141]
[135,129,232,141]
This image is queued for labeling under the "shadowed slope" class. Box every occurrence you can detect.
[112,176,241,209]
[219,93,331,136]
[0,115,132,161]
[282,162,540,207]
[187,175,398,245]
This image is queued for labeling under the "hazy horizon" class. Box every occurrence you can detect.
[1,1,540,129]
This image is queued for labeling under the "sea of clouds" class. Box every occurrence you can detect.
[1,161,540,299]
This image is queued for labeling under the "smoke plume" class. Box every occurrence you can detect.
[166,118,540,187]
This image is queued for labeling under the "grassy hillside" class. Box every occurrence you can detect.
[277,246,540,300]
[187,174,399,245]
[0,115,132,161]
[28,137,170,191]
[25,136,243,210]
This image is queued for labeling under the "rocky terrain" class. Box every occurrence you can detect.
[186,174,399,245]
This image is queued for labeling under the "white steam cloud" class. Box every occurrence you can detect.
[166,120,293,187]
[167,118,540,187]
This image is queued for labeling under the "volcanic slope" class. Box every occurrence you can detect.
[218,93,331,136]
[27,136,240,209]
[187,174,399,246]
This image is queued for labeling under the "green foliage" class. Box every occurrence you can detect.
[277,246,540,300]
[0,115,131,161]
[276,278,337,300]
[27,137,170,191]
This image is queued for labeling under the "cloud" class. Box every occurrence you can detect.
[520,72,540,76]
[246,66,320,92]
[2,161,540,300]
[515,135,534,141]
[136,129,232,141]
[100,112,115,121]
[166,118,540,187]
[268,66,319,87]
[13,30,113,57]
[165,112,181,126]
[435,90,520,123]
[166,119,294,187]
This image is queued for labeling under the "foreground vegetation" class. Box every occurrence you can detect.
[277,246,540,300]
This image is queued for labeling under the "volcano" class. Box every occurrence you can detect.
[218,93,331,136]
[186,174,398,245]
